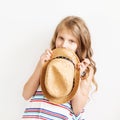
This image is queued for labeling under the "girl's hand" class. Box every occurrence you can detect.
[80,66,94,96]
[76,58,94,96]
[39,49,53,67]
[77,58,90,75]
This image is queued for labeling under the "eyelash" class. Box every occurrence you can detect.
[59,36,64,40]
[58,36,75,43]
[70,40,74,42]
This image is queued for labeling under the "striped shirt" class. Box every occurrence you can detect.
[22,87,85,120]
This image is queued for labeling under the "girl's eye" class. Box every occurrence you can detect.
[58,36,64,40]
[69,39,74,43]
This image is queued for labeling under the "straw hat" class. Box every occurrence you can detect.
[40,48,80,104]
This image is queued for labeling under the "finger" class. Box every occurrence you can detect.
[84,58,90,65]
[46,49,53,59]
[86,66,94,82]
[80,62,86,71]
[82,58,90,67]
[44,49,51,56]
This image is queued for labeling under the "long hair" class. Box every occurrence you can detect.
[50,16,98,91]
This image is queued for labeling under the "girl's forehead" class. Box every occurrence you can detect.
[58,27,73,34]
[58,27,79,39]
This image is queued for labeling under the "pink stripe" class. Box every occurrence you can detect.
[22,116,47,120]
[40,109,68,119]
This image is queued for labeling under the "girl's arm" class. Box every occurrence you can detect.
[22,60,42,100]
[22,49,52,100]
[71,65,94,115]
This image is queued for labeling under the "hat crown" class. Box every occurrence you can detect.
[45,58,74,98]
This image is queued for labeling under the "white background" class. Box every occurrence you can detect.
[0,0,120,120]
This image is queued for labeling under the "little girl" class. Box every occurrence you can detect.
[22,16,97,120]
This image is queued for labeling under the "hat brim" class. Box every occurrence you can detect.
[40,48,80,104]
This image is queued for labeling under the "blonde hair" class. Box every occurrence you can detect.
[50,16,98,91]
